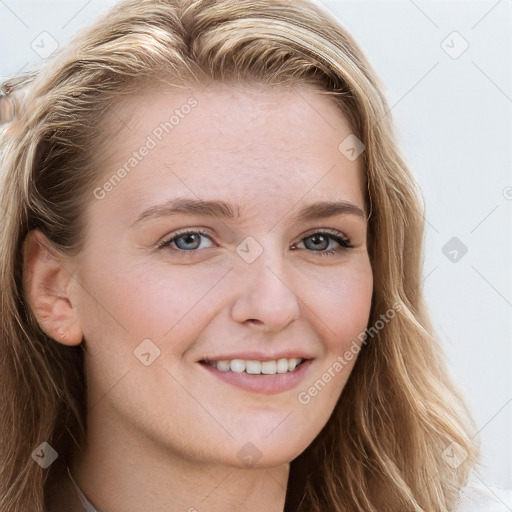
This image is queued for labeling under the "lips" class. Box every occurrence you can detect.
[199,357,314,394]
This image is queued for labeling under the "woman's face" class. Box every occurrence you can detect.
[68,83,373,469]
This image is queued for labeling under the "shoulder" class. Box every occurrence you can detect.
[454,479,512,512]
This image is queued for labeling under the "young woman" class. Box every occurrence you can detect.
[0,0,499,510]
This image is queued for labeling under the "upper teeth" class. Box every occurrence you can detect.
[208,358,303,375]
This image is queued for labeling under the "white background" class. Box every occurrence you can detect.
[1,0,511,494]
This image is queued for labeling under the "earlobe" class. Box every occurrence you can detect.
[22,229,83,347]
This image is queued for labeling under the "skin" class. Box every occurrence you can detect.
[23,82,373,512]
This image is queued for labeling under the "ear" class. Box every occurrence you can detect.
[22,229,83,346]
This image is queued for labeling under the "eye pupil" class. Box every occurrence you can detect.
[176,233,201,250]
[304,234,328,251]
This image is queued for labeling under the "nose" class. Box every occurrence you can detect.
[230,248,301,332]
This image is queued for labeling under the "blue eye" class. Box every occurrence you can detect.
[292,231,353,256]
[157,229,214,251]
[157,229,352,257]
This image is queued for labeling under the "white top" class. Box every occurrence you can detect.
[454,479,512,511]
[66,466,100,512]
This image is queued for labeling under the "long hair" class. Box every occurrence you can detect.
[0,1,478,510]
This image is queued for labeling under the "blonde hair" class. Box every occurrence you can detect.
[0,1,478,510]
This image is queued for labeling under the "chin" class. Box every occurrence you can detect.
[212,425,316,469]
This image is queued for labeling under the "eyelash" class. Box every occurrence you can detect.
[157,228,353,257]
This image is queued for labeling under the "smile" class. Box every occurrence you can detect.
[199,357,313,394]
[203,358,304,375]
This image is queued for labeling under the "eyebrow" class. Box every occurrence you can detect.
[130,198,366,228]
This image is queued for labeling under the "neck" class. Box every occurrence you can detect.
[68,410,290,512]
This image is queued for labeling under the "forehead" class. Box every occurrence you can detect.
[90,83,366,221]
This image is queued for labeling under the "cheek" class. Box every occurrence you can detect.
[293,266,372,421]
[74,253,227,407]
[76,251,231,351]
[304,263,373,350]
